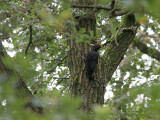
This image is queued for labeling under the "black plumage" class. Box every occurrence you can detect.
[86,43,101,82]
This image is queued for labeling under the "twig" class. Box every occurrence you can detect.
[110,0,117,14]
[71,4,129,17]
[113,10,129,17]
[25,25,32,55]
[47,55,68,73]
[56,77,69,86]
[103,41,112,46]
[71,4,121,11]
[114,29,120,46]
[53,77,69,79]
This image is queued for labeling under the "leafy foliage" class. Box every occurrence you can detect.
[1,0,160,119]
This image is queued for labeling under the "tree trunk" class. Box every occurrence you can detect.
[68,0,139,112]
[68,0,100,112]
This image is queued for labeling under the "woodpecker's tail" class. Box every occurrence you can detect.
[89,72,94,82]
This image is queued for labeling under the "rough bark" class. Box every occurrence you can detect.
[69,0,99,112]
[103,29,137,84]
[69,0,138,112]
[0,40,43,114]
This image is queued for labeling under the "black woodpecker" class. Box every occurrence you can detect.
[86,43,101,82]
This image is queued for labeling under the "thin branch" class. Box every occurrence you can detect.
[56,79,64,86]
[56,55,67,66]
[53,77,69,79]
[56,78,69,86]
[111,0,115,9]
[113,10,129,17]
[47,55,68,73]
[103,41,112,46]
[71,4,121,11]
[71,4,129,17]
[110,0,118,14]
[138,30,160,41]
[53,75,69,86]
[25,25,33,55]
[133,39,160,61]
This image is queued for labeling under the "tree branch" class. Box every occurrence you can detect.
[47,55,68,74]
[71,4,129,17]
[133,39,160,61]
[113,10,129,17]
[138,30,160,43]
[25,25,33,55]
[0,40,43,114]
[53,77,69,79]
[71,4,113,10]
[110,0,117,14]
[56,77,69,86]
[102,27,139,84]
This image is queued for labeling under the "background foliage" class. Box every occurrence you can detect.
[1,0,160,119]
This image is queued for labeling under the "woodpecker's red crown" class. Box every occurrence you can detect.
[94,43,101,47]
[93,43,101,51]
